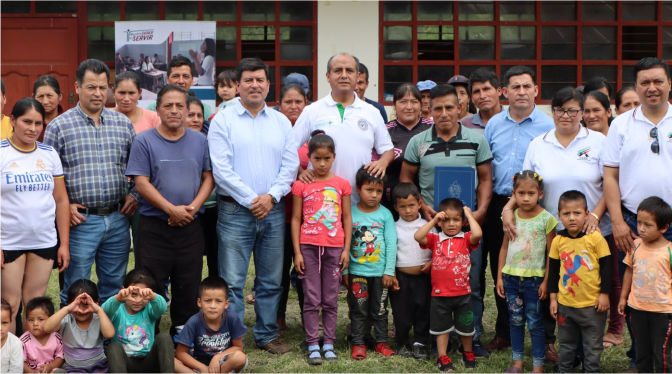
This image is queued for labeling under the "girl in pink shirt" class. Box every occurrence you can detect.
[291,130,352,365]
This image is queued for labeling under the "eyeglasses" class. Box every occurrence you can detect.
[552,108,581,118]
[650,127,660,154]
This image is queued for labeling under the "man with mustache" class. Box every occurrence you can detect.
[126,84,214,338]
[293,52,394,203]
[462,68,504,135]
[603,57,672,371]
[208,57,299,355]
[44,59,138,307]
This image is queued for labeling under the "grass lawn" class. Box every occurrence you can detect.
[44,253,632,373]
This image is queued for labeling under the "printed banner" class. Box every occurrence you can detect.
[114,21,216,111]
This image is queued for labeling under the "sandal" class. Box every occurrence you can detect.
[603,333,624,348]
[308,347,323,365]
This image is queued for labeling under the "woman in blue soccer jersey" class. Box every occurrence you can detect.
[0,98,70,334]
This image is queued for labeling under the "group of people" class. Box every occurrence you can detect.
[0,51,671,374]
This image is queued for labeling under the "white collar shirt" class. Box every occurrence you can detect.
[523,127,612,234]
[292,91,394,203]
[603,103,672,212]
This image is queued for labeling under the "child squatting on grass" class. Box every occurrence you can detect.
[497,171,557,373]
[414,198,482,372]
[21,297,65,373]
[43,280,115,373]
[618,196,672,373]
[175,276,248,374]
[547,190,612,373]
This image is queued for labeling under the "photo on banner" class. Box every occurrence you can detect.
[114,21,216,111]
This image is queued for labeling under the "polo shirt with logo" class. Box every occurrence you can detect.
[421,231,478,297]
[293,92,393,203]
[523,127,612,235]
[383,117,433,205]
[603,103,672,212]
[403,124,493,208]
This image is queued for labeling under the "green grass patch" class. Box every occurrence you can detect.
[45,254,632,372]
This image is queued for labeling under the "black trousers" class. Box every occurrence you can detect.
[481,195,556,344]
[481,195,510,339]
[630,308,672,373]
[201,206,219,278]
[105,333,175,373]
[278,225,304,318]
[348,276,389,345]
[390,270,431,348]
[136,215,203,335]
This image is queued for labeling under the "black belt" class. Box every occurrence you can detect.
[77,203,121,216]
[219,196,237,204]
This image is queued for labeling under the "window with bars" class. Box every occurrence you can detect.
[80,1,316,103]
[380,1,672,104]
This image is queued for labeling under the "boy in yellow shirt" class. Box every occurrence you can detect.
[548,190,611,373]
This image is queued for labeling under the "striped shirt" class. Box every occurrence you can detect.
[43,103,137,208]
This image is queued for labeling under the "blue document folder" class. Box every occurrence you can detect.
[433,166,476,211]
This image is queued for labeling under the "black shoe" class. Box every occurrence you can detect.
[437,355,455,372]
[413,344,429,361]
[397,345,414,358]
[461,351,477,369]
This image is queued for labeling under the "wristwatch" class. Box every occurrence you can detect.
[271,195,279,204]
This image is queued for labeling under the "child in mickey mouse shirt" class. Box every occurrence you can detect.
[343,167,397,360]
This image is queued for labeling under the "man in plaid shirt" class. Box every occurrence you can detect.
[44,59,138,307]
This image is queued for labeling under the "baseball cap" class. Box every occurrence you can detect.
[447,75,469,87]
[284,73,310,94]
[417,80,437,92]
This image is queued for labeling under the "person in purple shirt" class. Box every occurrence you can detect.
[125,84,214,338]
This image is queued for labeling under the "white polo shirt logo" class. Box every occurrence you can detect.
[357,119,370,131]
[667,131,672,142]
[576,147,591,161]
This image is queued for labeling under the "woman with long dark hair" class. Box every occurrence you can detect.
[189,38,215,86]
[1,98,70,334]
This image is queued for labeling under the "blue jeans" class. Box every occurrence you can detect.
[503,274,545,367]
[217,198,285,347]
[469,243,483,337]
[59,211,131,307]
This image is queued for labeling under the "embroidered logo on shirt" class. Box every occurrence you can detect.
[315,120,334,129]
[9,162,18,168]
[36,159,46,169]
[357,119,370,131]
[577,147,591,159]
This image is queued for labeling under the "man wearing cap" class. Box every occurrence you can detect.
[417,80,436,121]
[447,75,473,121]
[293,52,394,202]
[355,63,388,123]
[461,68,504,134]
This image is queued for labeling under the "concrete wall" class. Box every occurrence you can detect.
[317,1,380,100]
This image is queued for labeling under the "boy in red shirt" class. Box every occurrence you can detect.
[414,198,482,371]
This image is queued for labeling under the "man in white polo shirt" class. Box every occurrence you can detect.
[603,56,672,372]
[292,53,394,203]
[604,57,672,251]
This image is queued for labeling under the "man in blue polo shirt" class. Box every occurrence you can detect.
[400,84,493,357]
[481,66,556,361]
